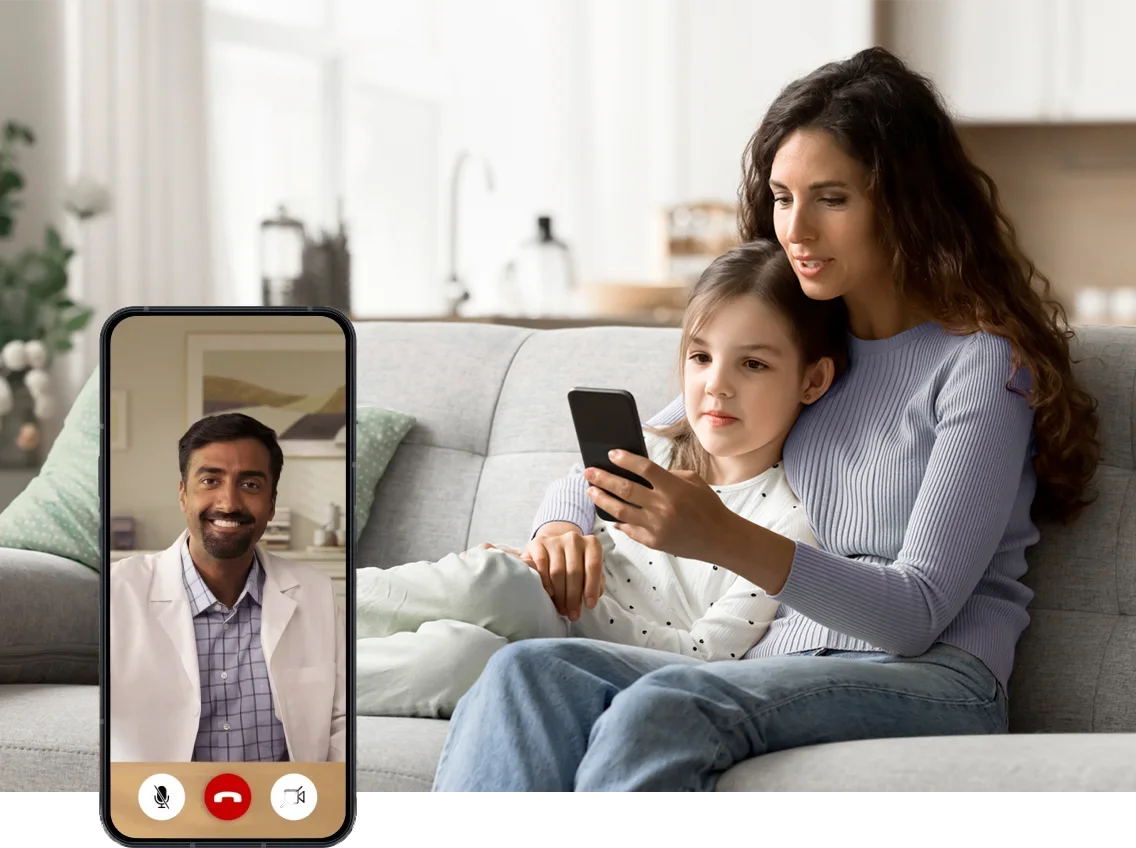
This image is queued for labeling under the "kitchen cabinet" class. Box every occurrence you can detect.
[1055,0,1136,121]
[885,0,1136,123]
[885,0,1049,122]
[681,0,875,201]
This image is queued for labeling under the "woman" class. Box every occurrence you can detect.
[431,47,1100,792]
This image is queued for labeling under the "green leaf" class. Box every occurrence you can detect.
[3,121,34,145]
[0,215,11,238]
[29,263,67,299]
[64,307,93,332]
[54,338,73,352]
[0,170,23,193]
[45,226,64,255]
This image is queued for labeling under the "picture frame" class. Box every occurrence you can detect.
[185,333,347,458]
[109,389,128,450]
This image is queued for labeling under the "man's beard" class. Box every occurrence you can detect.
[198,511,257,560]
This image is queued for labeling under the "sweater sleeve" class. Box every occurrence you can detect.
[530,393,686,538]
[769,334,1035,657]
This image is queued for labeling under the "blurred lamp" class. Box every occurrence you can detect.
[260,205,306,306]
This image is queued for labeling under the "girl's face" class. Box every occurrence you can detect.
[769,129,892,307]
[683,294,823,479]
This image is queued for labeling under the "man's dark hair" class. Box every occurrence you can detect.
[178,412,284,499]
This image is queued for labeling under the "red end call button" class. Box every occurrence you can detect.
[204,773,252,821]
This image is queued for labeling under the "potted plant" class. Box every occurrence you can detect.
[0,120,107,468]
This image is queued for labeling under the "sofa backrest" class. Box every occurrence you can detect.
[1009,325,1135,733]
[356,321,1135,734]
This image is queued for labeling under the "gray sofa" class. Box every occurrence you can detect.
[2,321,1135,791]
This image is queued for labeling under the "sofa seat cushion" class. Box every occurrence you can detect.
[0,684,98,791]
[0,548,98,685]
[717,732,1136,790]
[355,714,1136,791]
[358,715,449,791]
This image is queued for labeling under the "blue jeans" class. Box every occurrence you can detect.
[431,638,1008,791]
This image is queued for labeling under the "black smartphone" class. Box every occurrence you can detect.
[568,387,653,523]
[99,307,355,846]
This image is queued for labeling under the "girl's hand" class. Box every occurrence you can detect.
[585,450,736,563]
[525,522,604,621]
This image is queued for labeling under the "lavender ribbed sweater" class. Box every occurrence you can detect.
[532,322,1039,689]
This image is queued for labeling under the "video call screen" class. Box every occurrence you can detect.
[101,309,353,842]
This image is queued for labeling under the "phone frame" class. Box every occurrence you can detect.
[98,306,357,847]
[567,387,653,523]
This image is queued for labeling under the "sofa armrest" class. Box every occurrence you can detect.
[716,732,1136,791]
[0,547,98,685]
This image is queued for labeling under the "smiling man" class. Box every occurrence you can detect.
[109,413,346,763]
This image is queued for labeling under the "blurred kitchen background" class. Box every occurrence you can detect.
[0,0,1135,474]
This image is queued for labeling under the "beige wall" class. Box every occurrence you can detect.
[959,124,1136,317]
[107,315,347,551]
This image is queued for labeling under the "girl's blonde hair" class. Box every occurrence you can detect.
[653,239,848,477]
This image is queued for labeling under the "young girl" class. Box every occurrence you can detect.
[355,239,847,718]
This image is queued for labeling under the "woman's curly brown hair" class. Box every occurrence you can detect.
[736,46,1099,524]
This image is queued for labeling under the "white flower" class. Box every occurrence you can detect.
[25,367,50,397]
[0,375,11,416]
[33,393,57,421]
[0,340,27,371]
[63,174,111,220]
[24,339,48,369]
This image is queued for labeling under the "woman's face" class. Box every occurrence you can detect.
[683,294,815,480]
[769,129,892,305]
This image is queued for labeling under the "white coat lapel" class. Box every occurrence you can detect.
[260,548,299,669]
[150,531,201,704]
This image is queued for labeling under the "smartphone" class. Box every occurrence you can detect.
[568,387,653,523]
[99,307,355,845]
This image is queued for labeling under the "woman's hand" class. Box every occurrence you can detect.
[585,450,737,564]
[525,522,604,621]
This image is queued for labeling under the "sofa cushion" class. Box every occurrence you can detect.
[1009,326,1136,732]
[357,716,449,791]
[355,406,415,542]
[715,732,1136,791]
[354,322,533,566]
[0,547,98,685]
[0,368,100,571]
[0,684,98,791]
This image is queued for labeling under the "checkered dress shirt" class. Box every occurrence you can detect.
[180,541,289,762]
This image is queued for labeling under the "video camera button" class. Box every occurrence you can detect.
[270,773,318,821]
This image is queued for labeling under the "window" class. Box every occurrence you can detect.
[206,0,445,315]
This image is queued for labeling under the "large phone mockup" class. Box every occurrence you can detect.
[99,307,355,846]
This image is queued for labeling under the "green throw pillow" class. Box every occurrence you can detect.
[0,370,412,568]
[0,366,101,570]
[354,406,415,541]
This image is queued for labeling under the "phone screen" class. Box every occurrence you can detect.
[99,308,354,844]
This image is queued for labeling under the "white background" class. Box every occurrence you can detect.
[2,792,1129,846]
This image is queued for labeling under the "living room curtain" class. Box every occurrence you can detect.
[63,0,215,385]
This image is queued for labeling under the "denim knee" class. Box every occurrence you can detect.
[600,664,712,724]
[477,637,579,681]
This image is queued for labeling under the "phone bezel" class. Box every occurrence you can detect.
[98,306,357,847]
